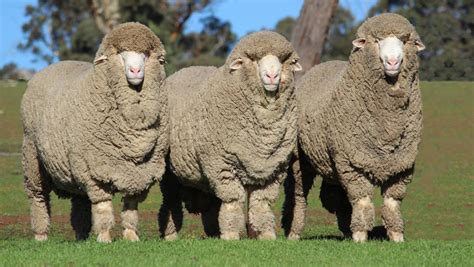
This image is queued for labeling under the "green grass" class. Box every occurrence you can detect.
[0,81,473,265]
[0,238,472,266]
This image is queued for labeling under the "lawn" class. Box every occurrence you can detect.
[0,80,472,266]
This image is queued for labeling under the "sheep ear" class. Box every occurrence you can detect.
[229,58,243,71]
[94,55,108,65]
[415,39,426,52]
[352,38,366,49]
[292,62,303,72]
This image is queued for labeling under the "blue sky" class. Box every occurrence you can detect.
[0,0,376,71]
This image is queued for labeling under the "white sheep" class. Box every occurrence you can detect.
[21,22,168,243]
[158,31,302,240]
[282,13,425,243]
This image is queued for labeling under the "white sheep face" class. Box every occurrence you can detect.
[377,36,404,77]
[257,55,282,92]
[119,51,147,86]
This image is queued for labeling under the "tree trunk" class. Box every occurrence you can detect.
[88,0,121,34]
[291,0,339,78]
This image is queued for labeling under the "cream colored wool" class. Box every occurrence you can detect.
[159,31,300,240]
[21,22,168,242]
[282,13,423,242]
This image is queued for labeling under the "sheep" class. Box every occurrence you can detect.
[158,31,302,240]
[21,22,168,243]
[281,13,425,243]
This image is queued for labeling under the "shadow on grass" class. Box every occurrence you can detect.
[303,226,389,241]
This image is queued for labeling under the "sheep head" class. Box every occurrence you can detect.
[351,13,425,80]
[226,31,301,101]
[119,51,147,86]
[93,22,167,130]
[93,22,166,91]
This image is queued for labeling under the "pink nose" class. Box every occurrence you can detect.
[265,72,278,83]
[387,58,399,66]
[130,67,141,74]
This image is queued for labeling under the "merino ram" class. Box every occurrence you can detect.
[158,31,302,240]
[282,13,425,242]
[21,22,168,242]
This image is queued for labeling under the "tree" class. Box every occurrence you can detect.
[291,0,339,76]
[320,6,356,62]
[18,0,235,73]
[274,6,356,63]
[0,63,19,80]
[274,17,296,41]
[369,0,474,80]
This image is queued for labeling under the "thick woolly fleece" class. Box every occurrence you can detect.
[21,22,168,240]
[282,13,422,241]
[159,31,299,240]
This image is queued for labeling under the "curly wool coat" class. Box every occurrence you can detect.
[159,31,300,239]
[22,22,168,204]
[282,13,423,240]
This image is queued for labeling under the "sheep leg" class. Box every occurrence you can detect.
[213,171,245,240]
[381,169,413,242]
[158,173,183,241]
[90,198,114,243]
[281,152,315,240]
[201,196,221,238]
[70,195,92,241]
[341,172,374,243]
[121,193,146,242]
[23,135,51,241]
[319,181,352,237]
[247,179,281,240]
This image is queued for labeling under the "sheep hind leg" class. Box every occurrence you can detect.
[381,170,413,243]
[71,195,92,241]
[158,174,183,241]
[341,173,375,243]
[201,196,221,238]
[281,152,315,240]
[23,135,51,241]
[319,181,352,238]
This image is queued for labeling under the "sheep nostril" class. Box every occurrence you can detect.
[130,67,141,74]
[266,72,278,80]
[387,58,398,66]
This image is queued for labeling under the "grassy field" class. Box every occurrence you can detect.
[0,80,473,266]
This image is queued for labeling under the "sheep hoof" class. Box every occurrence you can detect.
[220,231,240,240]
[97,231,112,243]
[258,231,276,240]
[388,231,404,242]
[34,233,48,241]
[164,232,178,241]
[123,229,139,242]
[287,232,301,240]
[352,231,368,243]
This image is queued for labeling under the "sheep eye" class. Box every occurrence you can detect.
[158,57,167,64]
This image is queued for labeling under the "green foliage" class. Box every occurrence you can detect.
[0,63,19,80]
[369,0,474,80]
[274,16,296,41]
[273,6,357,62]
[320,6,356,62]
[18,0,235,74]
